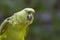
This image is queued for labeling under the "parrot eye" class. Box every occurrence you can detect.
[27,12,32,21]
[28,12,31,14]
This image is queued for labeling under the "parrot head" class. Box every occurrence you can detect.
[17,8,35,25]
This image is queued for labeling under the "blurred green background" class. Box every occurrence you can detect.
[0,0,60,40]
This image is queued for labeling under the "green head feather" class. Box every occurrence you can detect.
[0,8,35,40]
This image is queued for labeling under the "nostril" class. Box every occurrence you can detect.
[27,14,32,21]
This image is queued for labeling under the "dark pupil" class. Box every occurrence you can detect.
[28,12,31,14]
[27,12,32,21]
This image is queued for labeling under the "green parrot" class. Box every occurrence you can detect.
[0,8,35,40]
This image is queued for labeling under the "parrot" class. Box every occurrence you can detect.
[0,8,35,40]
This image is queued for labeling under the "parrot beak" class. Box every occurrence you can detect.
[27,13,32,21]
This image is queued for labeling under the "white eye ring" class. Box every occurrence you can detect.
[29,13,32,18]
[27,13,32,21]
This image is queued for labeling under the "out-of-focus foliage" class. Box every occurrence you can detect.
[0,0,60,40]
